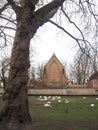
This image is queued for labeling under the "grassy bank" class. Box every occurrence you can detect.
[0,96,98,130]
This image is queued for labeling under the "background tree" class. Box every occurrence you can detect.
[29,67,36,82]
[68,63,77,84]
[90,42,98,73]
[28,66,36,87]
[68,44,98,85]
[68,48,90,85]
[36,63,44,79]
[0,0,98,129]
[0,57,10,90]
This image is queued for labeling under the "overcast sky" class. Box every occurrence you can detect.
[30,22,77,66]
[1,0,98,67]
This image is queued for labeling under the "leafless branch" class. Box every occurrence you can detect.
[61,6,94,48]
[0,25,16,31]
[0,15,16,25]
[7,0,17,11]
[35,0,65,27]
[61,6,84,39]
[0,28,7,47]
[49,19,92,57]
[83,0,98,21]
[0,3,9,15]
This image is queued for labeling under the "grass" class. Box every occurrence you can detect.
[29,96,98,130]
[0,96,98,130]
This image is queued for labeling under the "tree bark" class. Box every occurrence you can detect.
[0,28,31,124]
[0,5,34,127]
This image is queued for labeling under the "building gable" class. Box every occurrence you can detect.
[43,54,67,88]
[45,54,63,69]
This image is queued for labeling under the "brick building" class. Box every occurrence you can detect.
[87,71,98,88]
[43,54,68,88]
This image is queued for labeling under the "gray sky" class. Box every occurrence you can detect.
[1,0,98,67]
[31,22,77,66]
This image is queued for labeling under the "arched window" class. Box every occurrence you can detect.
[49,62,59,82]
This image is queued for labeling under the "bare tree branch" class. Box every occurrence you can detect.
[7,0,16,11]
[61,6,85,40]
[0,3,9,15]
[61,5,94,49]
[0,16,16,25]
[0,28,7,47]
[0,26,16,31]
[35,0,65,26]
[49,19,92,57]
[87,1,98,21]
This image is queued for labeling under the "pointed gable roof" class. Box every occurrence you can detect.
[45,53,63,67]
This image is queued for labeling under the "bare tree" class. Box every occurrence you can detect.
[68,63,76,84]
[0,0,98,129]
[36,63,44,79]
[68,48,91,85]
[0,57,10,90]
[30,67,36,81]
[90,42,98,73]
[0,0,66,128]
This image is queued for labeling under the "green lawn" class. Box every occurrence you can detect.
[29,96,98,130]
[0,96,98,130]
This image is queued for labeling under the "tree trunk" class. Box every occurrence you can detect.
[0,30,31,123]
[0,12,34,128]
